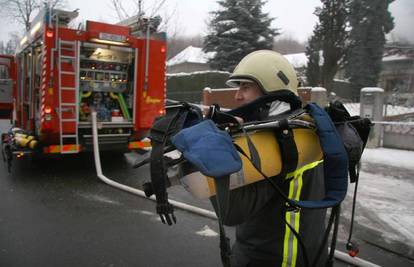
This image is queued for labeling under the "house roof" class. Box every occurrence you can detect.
[283,52,308,69]
[167,46,215,67]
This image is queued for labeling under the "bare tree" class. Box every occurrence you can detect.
[0,0,66,32]
[273,37,306,55]
[109,0,177,34]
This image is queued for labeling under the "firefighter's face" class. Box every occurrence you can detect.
[234,82,264,105]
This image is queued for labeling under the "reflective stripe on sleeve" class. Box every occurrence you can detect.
[281,160,323,267]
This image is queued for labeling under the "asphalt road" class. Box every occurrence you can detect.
[0,152,224,267]
[1,120,413,267]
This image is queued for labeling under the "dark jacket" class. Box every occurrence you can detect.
[211,162,328,267]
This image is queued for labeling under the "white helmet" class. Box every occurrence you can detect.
[226,50,299,95]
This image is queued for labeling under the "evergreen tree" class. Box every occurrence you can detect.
[306,26,322,87]
[306,0,348,90]
[203,0,278,72]
[0,41,4,54]
[346,0,394,95]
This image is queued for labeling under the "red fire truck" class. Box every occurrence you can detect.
[2,7,166,157]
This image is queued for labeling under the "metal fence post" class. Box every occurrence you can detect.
[310,87,328,107]
[360,87,384,148]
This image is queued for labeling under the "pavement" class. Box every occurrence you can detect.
[331,147,414,261]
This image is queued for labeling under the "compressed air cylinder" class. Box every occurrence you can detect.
[178,128,323,199]
[14,133,38,149]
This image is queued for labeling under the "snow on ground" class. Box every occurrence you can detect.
[347,170,414,246]
[362,147,414,170]
[350,146,414,246]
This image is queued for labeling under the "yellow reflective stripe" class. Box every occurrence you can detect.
[48,145,60,153]
[282,176,297,267]
[46,145,80,153]
[128,141,152,149]
[291,171,303,267]
[282,160,323,267]
[286,160,323,180]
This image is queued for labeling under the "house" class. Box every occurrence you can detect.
[283,52,309,79]
[167,46,215,73]
[283,49,414,102]
[378,46,414,106]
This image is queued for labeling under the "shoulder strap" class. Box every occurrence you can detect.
[295,103,348,209]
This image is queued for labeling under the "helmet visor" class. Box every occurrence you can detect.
[226,78,256,88]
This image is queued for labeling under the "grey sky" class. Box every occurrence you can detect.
[0,0,413,44]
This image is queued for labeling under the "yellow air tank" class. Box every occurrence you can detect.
[14,133,38,149]
[178,127,323,199]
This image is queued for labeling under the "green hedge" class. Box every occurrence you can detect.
[167,71,231,103]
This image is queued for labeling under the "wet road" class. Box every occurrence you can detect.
[0,151,224,267]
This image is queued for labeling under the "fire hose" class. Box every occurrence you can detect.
[91,111,216,219]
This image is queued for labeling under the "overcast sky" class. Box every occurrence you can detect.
[1,0,413,44]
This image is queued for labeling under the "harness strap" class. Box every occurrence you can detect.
[275,118,299,179]
[150,107,184,225]
[149,103,204,225]
[293,103,348,209]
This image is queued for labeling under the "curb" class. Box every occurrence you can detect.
[353,220,414,261]
[340,213,414,261]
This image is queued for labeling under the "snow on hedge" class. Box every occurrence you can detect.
[361,87,384,93]
[167,70,231,77]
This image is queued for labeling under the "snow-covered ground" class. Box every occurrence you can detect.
[362,147,414,170]
[346,170,414,246]
[345,147,414,250]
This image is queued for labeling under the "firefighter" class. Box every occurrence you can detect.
[212,50,328,267]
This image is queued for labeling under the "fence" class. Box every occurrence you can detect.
[344,101,414,151]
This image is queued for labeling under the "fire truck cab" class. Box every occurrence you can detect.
[12,7,166,154]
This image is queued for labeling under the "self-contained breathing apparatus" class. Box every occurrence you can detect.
[133,91,372,267]
[1,128,40,172]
